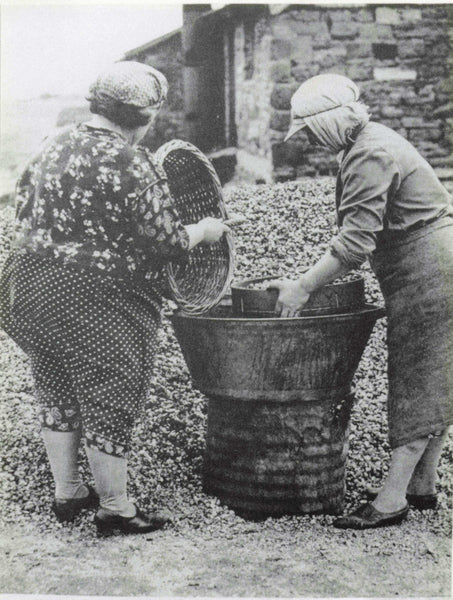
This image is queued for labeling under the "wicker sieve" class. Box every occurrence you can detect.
[153,140,235,315]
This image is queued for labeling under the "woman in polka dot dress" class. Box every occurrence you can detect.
[0,61,230,535]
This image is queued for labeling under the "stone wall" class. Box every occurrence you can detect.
[234,15,274,182]
[127,5,452,187]
[127,33,186,152]
[268,4,452,183]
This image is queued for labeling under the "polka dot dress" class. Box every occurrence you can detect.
[0,250,161,458]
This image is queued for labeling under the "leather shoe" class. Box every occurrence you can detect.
[333,502,409,530]
[94,505,172,536]
[52,484,99,522]
[365,486,437,510]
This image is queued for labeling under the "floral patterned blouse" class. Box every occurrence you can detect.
[12,124,190,294]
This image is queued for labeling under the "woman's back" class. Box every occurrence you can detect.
[13,124,186,285]
[339,121,453,232]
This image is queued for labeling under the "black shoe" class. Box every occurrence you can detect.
[333,502,409,530]
[52,484,99,522]
[365,486,437,510]
[94,505,172,536]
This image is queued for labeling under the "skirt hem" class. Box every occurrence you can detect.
[389,422,452,449]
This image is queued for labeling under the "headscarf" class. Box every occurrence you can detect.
[88,61,168,108]
[284,74,370,152]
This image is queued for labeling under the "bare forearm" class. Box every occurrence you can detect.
[298,251,350,293]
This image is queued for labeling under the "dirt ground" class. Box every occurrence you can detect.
[1,517,451,597]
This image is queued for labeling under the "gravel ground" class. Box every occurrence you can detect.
[1,520,451,596]
[0,179,451,595]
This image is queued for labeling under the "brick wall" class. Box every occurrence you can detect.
[268,5,452,183]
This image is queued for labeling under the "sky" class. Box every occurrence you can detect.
[1,2,184,101]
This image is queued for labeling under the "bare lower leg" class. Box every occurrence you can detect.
[372,437,430,513]
[406,430,448,495]
[41,429,88,499]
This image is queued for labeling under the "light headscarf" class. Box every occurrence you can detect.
[88,61,168,108]
[284,74,370,153]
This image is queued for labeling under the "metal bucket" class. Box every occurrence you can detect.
[170,303,384,518]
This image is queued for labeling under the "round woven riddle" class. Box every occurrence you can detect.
[153,140,235,315]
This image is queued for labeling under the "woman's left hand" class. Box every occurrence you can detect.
[267,278,311,317]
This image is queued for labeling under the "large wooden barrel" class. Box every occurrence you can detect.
[170,303,384,518]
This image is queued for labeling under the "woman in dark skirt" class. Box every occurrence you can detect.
[0,61,230,535]
[271,74,453,529]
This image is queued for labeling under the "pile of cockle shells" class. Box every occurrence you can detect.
[0,181,451,537]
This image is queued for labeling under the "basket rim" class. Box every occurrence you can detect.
[154,139,224,205]
[153,139,235,315]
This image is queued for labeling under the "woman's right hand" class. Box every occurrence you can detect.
[199,217,231,244]
[184,218,231,250]
[267,278,312,317]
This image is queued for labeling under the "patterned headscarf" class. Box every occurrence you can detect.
[284,74,370,152]
[88,61,168,108]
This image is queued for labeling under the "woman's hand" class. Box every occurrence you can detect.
[268,252,351,317]
[199,217,231,244]
[184,218,231,250]
[267,278,311,317]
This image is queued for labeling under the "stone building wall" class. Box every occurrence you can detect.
[234,14,274,182]
[126,32,186,152]
[268,4,452,183]
[126,5,451,186]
